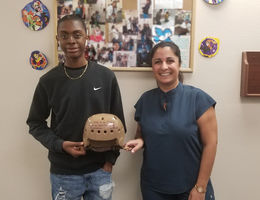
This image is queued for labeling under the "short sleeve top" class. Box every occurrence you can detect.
[135,83,216,194]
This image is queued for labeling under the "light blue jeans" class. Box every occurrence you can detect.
[50,168,114,200]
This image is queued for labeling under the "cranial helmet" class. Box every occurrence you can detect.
[83,113,125,152]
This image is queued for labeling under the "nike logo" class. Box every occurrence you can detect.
[94,87,102,91]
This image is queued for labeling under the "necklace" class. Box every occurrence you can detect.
[64,62,88,80]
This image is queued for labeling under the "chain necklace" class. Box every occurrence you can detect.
[64,62,88,80]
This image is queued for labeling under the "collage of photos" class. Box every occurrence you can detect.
[56,0,193,69]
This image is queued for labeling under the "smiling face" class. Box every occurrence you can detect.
[152,46,181,92]
[57,19,87,65]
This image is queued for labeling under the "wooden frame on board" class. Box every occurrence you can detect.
[54,0,195,72]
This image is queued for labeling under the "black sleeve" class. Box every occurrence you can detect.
[26,81,64,152]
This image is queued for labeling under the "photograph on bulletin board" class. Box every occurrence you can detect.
[55,0,195,72]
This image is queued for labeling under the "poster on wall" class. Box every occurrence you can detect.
[21,0,50,31]
[55,0,195,72]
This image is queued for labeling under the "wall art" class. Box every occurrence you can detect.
[55,0,195,72]
[199,37,219,58]
[21,0,50,31]
[30,50,48,70]
[203,0,224,5]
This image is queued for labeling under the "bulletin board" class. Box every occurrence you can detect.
[55,0,195,72]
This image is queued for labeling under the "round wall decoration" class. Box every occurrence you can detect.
[203,0,224,5]
[30,50,48,70]
[199,37,219,58]
[21,0,50,31]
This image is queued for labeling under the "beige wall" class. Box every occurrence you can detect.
[1,0,260,199]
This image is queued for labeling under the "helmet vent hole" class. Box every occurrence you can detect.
[98,130,101,133]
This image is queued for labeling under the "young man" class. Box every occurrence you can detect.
[26,14,126,200]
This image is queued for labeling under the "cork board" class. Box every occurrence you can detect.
[55,0,195,72]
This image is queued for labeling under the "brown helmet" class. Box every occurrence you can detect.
[83,113,125,152]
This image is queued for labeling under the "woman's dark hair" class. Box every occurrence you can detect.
[150,41,182,64]
[57,14,87,33]
[149,41,183,82]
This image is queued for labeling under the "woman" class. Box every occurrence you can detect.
[125,41,217,200]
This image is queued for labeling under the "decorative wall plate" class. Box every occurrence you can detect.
[203,0,224,5]
[21,0,50,31]
[30,50,48,70]
[199,37,219,58]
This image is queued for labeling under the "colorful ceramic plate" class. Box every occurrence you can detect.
[203,0,224,5]
[199,37,219,58]
[30,50,48,70]
[21,0,50,31]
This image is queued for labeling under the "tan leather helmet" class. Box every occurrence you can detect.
[83,113,125,152]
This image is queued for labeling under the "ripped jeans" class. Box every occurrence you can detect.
[50,169,114,200]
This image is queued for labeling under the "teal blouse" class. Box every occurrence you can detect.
[135,83,216,194]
